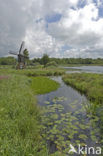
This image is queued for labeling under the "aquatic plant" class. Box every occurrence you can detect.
[41,97,100,155]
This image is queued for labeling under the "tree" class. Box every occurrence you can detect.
[41,54,49,67]
[23,49,29,59]
[23,49,29,65]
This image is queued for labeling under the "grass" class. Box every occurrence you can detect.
[63,73,103,104]
[0,67,61,155]
[0,66,65,77]
[31,76,60,94]
[0,74,48,156]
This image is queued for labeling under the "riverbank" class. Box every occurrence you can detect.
[63,73,103,149]
[63,73,103,105]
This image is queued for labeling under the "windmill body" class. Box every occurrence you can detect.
[9,41,27,69]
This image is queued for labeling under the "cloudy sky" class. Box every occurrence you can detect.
[0,0,103,58]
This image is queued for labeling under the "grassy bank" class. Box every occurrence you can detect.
[0,67,65,77]
[31,76,59,94]
[0,74,48,156]
[63,73,103,104]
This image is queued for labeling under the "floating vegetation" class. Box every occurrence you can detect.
[79,134,88,140]
[53,96,67,103]
[70,100,78,109]
[41,96,100,155]
[45,101,50,105]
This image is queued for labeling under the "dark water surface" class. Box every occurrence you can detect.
[38,77,101,156]
[38,77,86,113]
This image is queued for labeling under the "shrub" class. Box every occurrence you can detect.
[46,61,57,67]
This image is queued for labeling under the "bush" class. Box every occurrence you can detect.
[46,61,57,67]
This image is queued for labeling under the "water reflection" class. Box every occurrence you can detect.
[38,77,86,113]
[64,66,103,74]
[38,77,101,155]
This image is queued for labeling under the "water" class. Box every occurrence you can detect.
[38,77,101,155]
[64,66,103,74]
[38,77,86,113]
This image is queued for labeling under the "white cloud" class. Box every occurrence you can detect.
[0,0,103,58]
[47,2,103,58]
[24,20,63,58]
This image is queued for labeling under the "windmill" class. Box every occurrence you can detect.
[9,41,28,69]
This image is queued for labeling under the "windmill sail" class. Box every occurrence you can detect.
[19,41,25,54]
[9,51,18,55]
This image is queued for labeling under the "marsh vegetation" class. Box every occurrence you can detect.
[0,67,103,155]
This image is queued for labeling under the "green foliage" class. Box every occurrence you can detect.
[0,74,47,155]
[0,57,16,65]
[41,54,49,66]
[1,55,103,66]
[23,49,29,59]
[0,67,65,78]
[18,68,65,77]
[31,76,60,94]
[46,61,57,67]
[32,57,103,65]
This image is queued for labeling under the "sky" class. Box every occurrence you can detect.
[0,0,103,58]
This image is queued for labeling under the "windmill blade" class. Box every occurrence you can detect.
[9,51,18,55]
[19,41,25,54]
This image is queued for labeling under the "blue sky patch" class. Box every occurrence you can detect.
[45,13,62,23]
[99,6,103,17]
[93,0,97,5]
[77,0,86,8]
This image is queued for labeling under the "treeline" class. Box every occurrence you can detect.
[0,56,103,65]
[32,57,103,65]
[0,57,16,65]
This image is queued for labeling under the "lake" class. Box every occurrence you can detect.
[64,66,103,74]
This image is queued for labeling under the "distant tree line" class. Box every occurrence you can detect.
[32,56,103,65]
[0,54,103,66]
[0,57,16,65]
